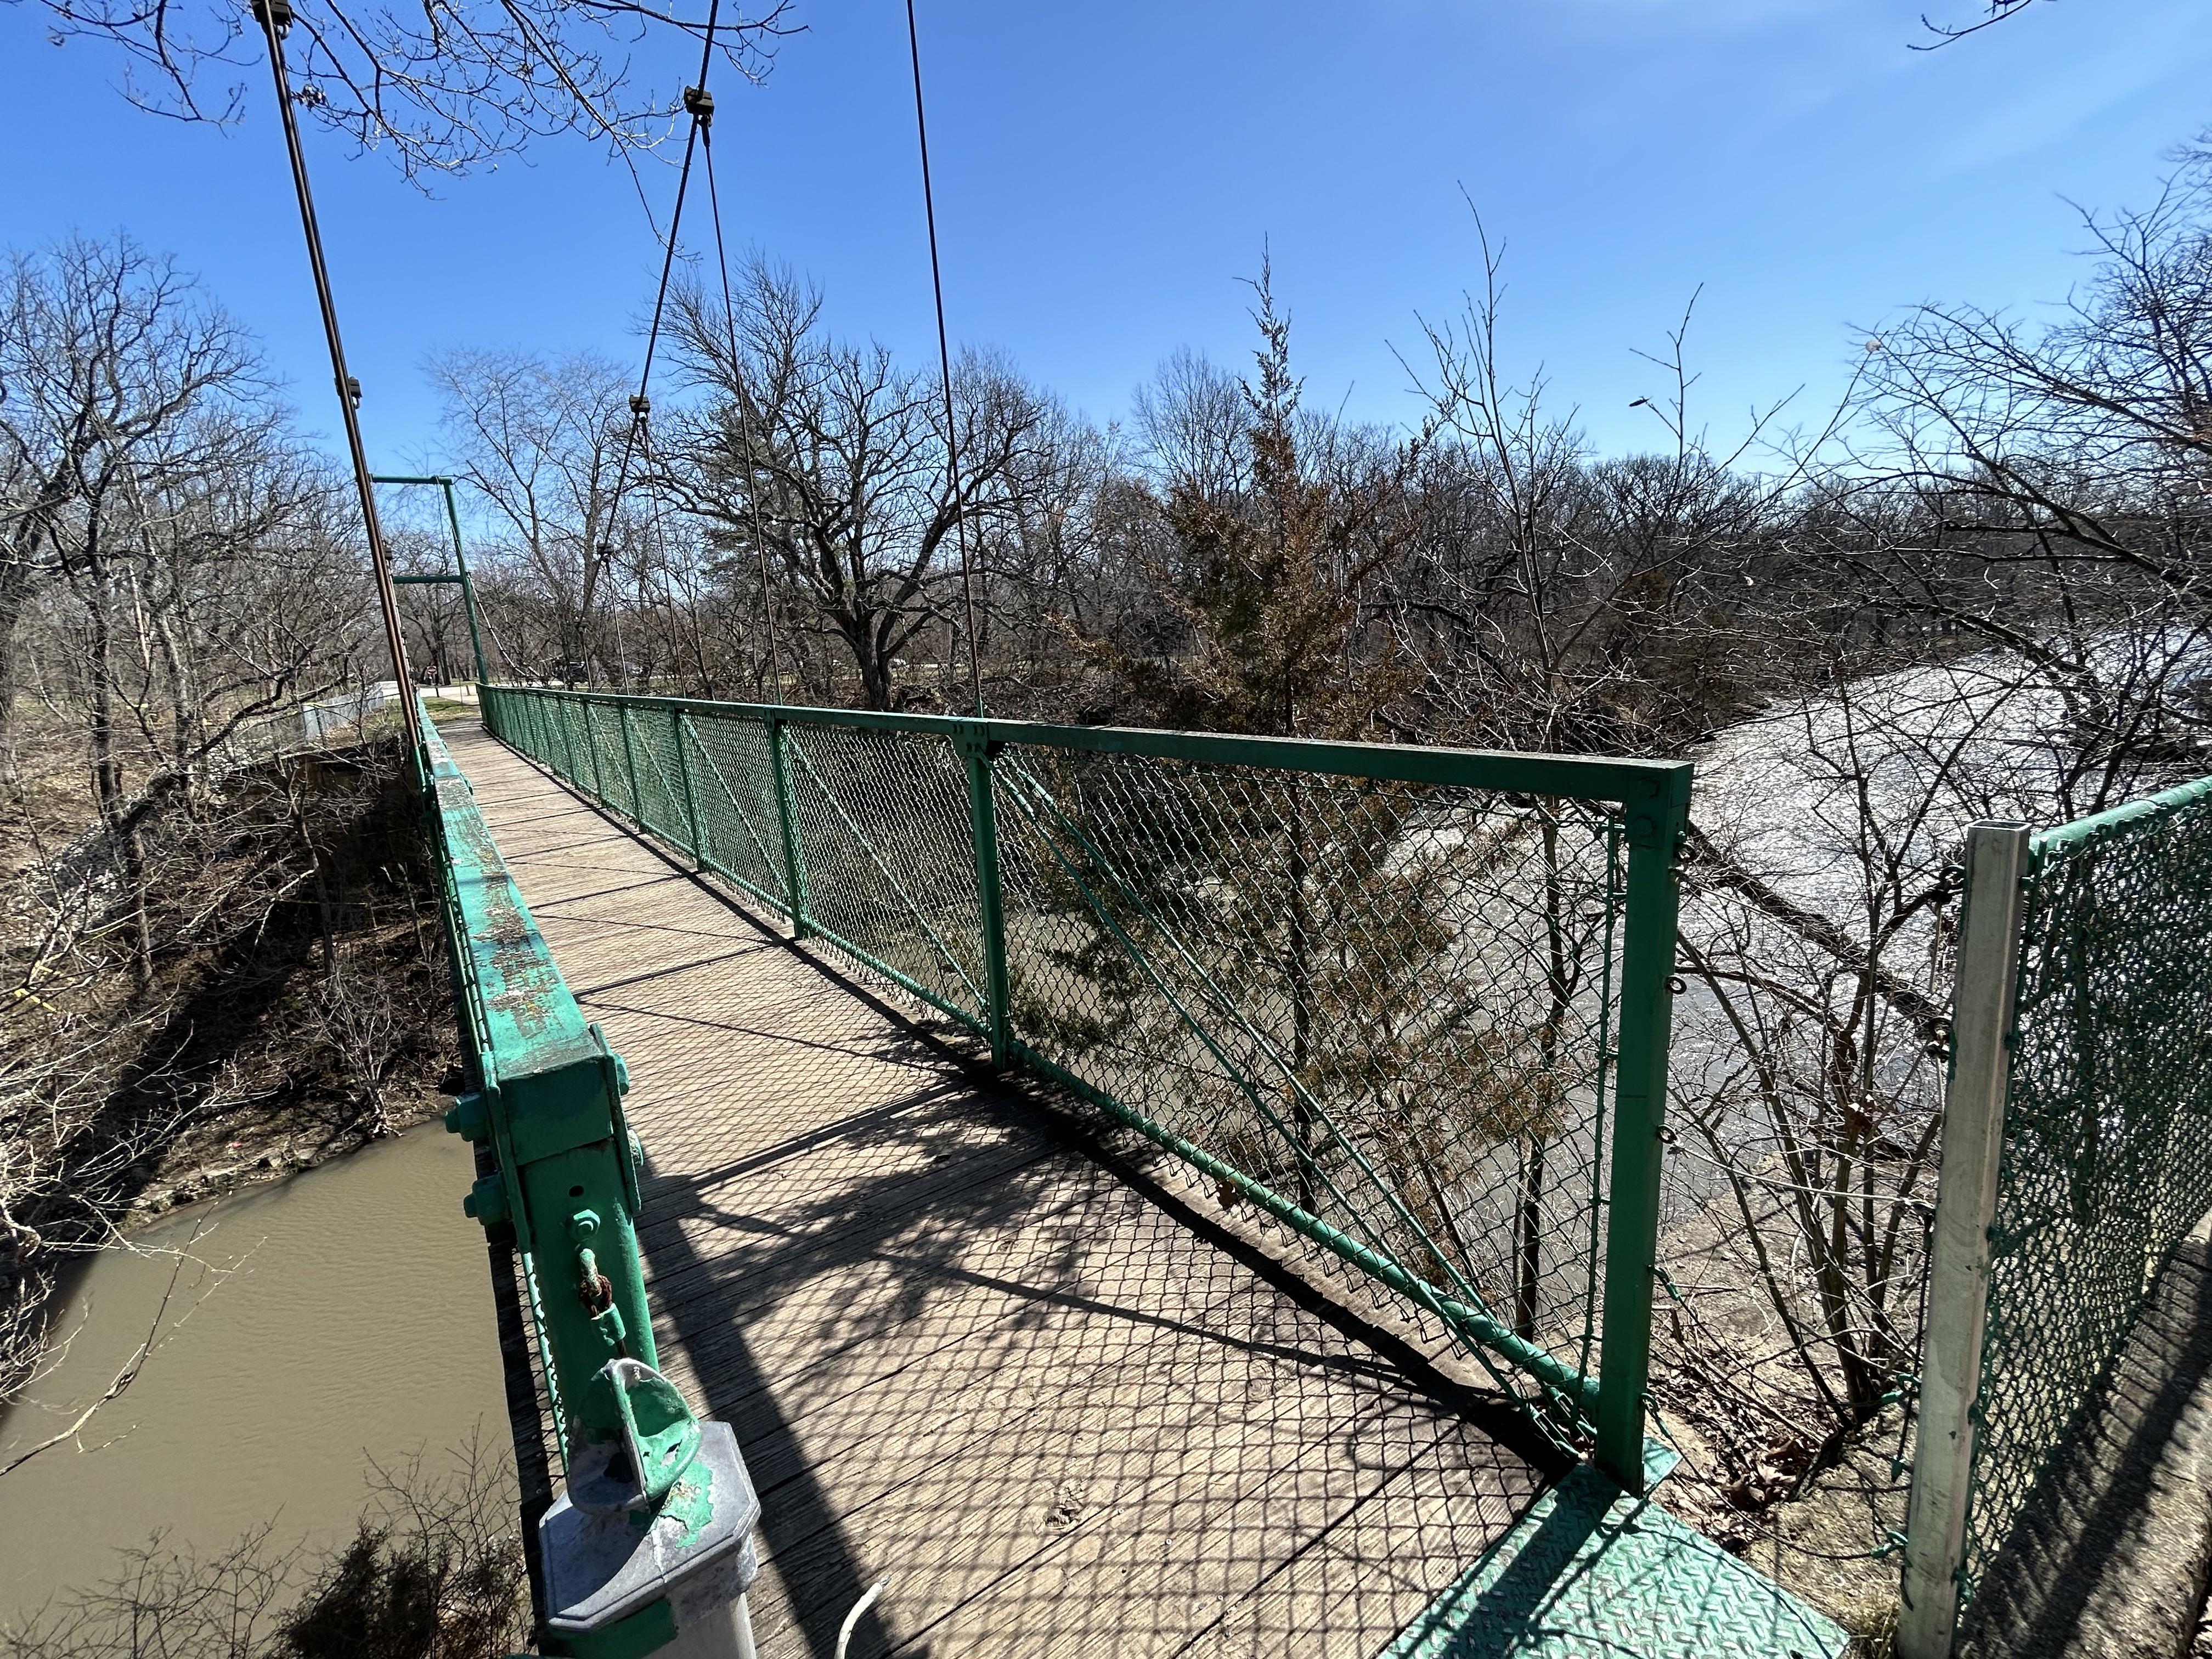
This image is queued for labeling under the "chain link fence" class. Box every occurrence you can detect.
[1903,774,2212,1655]
[479,685,1692,1472]
[1962,775,2212,1599]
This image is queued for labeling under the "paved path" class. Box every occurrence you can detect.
[448,720,1550,1658]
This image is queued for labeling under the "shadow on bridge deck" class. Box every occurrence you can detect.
[448,720,1560,1657]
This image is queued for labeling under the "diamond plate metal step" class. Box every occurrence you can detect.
[1379,1463,1849,1659]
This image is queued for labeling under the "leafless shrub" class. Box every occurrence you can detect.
[1,1437,526,1659]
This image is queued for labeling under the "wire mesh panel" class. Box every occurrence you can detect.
[473,686,1689,1453]
[991,744,1625,1408]
[626,707,687,850]
[1963,776,2212,1600]
[684,712,792,913]
[781,723,991,1028]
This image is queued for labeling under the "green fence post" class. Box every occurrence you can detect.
[617,701,645,825]
[541,695,563,777]
[1593,767,1692,1492]
[673,709,706,866]
[556,697,581,791]
[768,717,812,938]
[958,726,1013,1068]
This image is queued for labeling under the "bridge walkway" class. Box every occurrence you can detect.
[446,721,1556,1657]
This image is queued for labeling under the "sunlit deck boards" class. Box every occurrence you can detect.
[446,719,1550,1659]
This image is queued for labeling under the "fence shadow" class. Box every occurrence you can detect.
[1959,1221,2212,1659]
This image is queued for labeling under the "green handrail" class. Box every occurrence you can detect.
[420,711,653,1466]
[478,681,1692,1489]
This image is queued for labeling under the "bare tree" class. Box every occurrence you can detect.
[33,0,795,179]
[1839,157,2212,810]
[663,261,1059,710]
[427,345,639,685]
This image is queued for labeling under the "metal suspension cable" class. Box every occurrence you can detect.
[600,0,725,673]
[904,0,985,717]
[250,0,420,775]
[700,124,787,705]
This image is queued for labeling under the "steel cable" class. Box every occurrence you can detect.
[904,0,985,716]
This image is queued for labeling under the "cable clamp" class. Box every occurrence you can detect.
[683,85,714,125]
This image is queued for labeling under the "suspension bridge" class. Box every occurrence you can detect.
[425,687,1853,1659]
[211,0,2212,1640]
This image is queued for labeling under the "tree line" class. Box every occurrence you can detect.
[5,148,2210,1536]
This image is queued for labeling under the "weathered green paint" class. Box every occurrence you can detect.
[1593,769,1693,1491]
[419,713,655,1460]
[540,1595,676,1659]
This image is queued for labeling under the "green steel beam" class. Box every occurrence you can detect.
[2030,769,2212,856]
[1593,768,1693,1491]
[498,689,1692,806]
[767,720,814,938]
[373,473,490,685]
[957,729,1013,1068]
[421,714,654,1462]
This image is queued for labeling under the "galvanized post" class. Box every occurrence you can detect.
[1594,768,1692,1492]
[673,709,707,867]
[767,718,812,938]
[618,702,646,826]
[958,727,1013,1068]
[1899,822,2031,1659]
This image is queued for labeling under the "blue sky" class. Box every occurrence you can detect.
[2,0,2208,471]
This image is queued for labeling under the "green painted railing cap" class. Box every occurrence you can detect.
[506,685,1693,806]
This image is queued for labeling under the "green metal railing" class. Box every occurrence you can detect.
[420,708,653,1475]
[1972,777,2212,1596]
[481,683,1693,1485]
[1901,773,2212,1656]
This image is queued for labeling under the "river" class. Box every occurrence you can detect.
[0,1122,510,1628]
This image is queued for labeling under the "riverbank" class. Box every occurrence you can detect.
[116,1051,449,1228]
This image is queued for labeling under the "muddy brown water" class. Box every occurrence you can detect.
[0,1123,509,1626]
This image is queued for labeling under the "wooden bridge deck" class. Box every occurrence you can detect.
[448,721,1552,1659]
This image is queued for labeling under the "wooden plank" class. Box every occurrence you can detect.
[1182,1422,1550,1657]
[901,1382,1459,1657]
